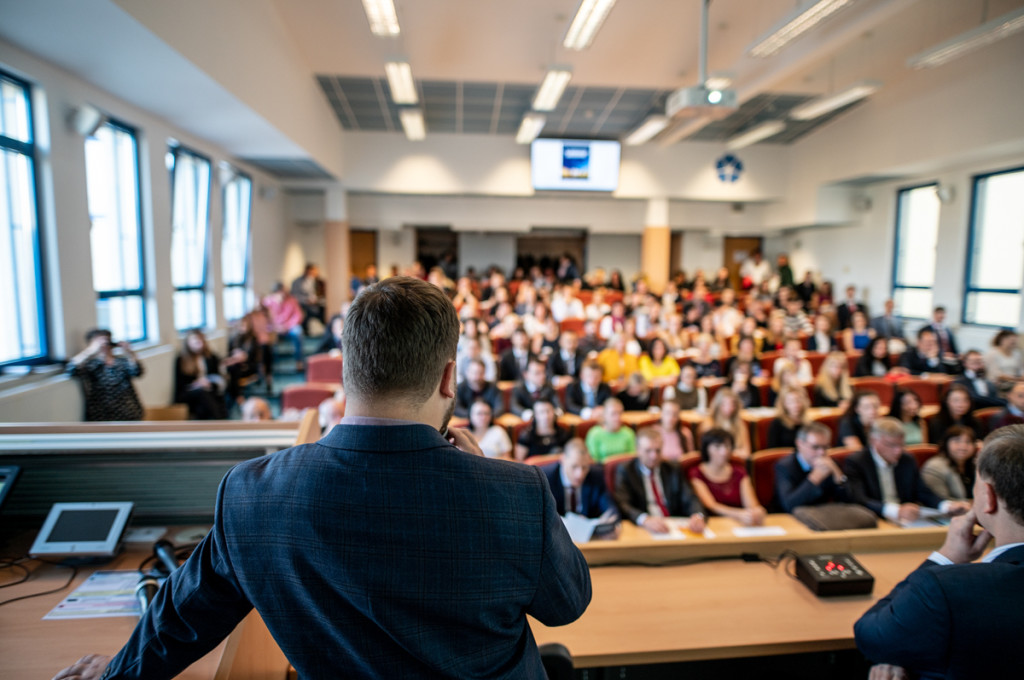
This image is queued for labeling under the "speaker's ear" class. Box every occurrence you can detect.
[69,104,107,137]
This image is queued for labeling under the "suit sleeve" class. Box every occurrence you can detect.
[854,561,950,674]
[564,385,583,415]
[613,464,644,524]
[527,467,592,626]
[844,453,884,517]
[100,472,253,680]
[774,459,824,512]
[509,386,528,416]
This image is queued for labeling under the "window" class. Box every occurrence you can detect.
[964,167,1024,327]
[0,70,46,365]
[169,145,211,330]
[891,184,940,319]
[85,121,146,342]
[221,170,252,321]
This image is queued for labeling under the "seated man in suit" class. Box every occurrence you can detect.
[542,438,618,520]
[990,382,1024,432]
[564,359,613,420]
[498,327,534,382]
[455,336,496,384]
[954,350,1005,409]
[548,330,585,383]
[869,298,905,342]
[613,427,706,535]
[774,422,848,512]
[924,305,959,358]
[855,424,1024,679]
[836,284,866,330]
[845,417,970,523]
[900,327,960,375]
[53,276,591,680]
[454,358,504,419]
[509,358,561,419]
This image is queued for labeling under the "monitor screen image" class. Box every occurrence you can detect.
[531,138,621,192]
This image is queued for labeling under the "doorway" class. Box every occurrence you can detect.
[349,230,377,281]
[723,236,763,290]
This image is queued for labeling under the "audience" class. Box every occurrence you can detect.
[498,327,534,382]
[467,399,513,460]
[839,391,882,450]
[929,384,982,442]
[726,360,761,409]
[263,282,305,372]
[806,314,837,352]
[870,298,905,342]
[509,358,561,418]
[174,329,227,420]
[990,382,1024,431]
[774,423,848,513]
[454,358,503,419]
[240,396,272,422]
[889,388,927,445]
[638,337,680,386]
[515,399,572,461]
[666,364,708,414]
[698,388,752,460]
[836,285,866,330]
[924,305,959,358]
[954,349,1005,409]
[767,387,810,449]
[596,333,639,383]
[985,329,1022,395]
[842,310,875,353]
[921,425,977,501]
[688,428,766,526]
[656,400,695,461]
[813,352,852,408]
[901,327,959,375]
[542,439,618,520]
[585,398,636,463]
[854,336,893,377]
[616,372,653,412]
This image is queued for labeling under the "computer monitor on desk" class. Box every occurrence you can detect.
[0,464,19,513]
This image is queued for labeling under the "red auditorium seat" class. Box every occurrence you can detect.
[305,353,344,383]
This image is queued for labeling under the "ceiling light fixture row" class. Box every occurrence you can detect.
[563,0,618,50]
[360,0,400,37]
[907,6,1024,69]
[747,0,855,58]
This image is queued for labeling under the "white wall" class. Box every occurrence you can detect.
[0,39,285,422]
[458,233,518,277]
[587,235,642,281]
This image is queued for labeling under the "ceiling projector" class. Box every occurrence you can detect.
[666,86,738,119]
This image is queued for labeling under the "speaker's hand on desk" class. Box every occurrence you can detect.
[52,654,111,680]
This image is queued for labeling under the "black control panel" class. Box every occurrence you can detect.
[795,553,874,597]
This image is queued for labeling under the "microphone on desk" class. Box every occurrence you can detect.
[135,573,159,615]
[154,539,180,575]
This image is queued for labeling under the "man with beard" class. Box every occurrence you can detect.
[55,276,591,680]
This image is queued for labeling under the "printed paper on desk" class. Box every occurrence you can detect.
[562,513,599,543]
[650,518,716,540]
[44,570,155,620]
[732,526,787,537]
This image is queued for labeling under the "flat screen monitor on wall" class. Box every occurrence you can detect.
[531,139,621,192]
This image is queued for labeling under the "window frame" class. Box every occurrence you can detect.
[962,165,1024,328]
[890,181,940,321]
[0,68,48,366]
[221,169,253,322]
[87,117,148,343]
[169,143,213,330]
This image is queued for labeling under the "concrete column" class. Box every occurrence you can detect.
[641,198,671,294]
[323,185,350,315]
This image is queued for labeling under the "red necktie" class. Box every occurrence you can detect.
[650,474,669,517]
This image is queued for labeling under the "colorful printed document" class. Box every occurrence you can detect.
[44,570,154,620]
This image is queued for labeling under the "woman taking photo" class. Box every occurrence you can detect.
[688,428,766,526]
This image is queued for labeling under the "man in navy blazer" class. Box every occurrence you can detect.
[855,424,1024,679]
[55,277,591,680]
[563,360,613,419]
[774,422,848,512]
[844,417,970,523]
[542,439,618,519]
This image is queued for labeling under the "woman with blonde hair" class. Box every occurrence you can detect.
[769,359,804,406]
[698,387,752,459]
[766,387,810,449]
[814,351,853,408]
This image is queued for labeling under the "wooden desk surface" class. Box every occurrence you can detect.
[531,550,927,668]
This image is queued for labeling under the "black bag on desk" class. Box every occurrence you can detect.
[792,503,878,531]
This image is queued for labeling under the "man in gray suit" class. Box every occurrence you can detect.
[870,298,905,341]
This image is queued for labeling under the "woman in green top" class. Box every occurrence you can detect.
[585,397,636,462]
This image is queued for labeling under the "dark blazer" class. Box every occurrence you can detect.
[454,380,504,418]
[837,301,866,330]
[542,463,618,519]
[614,459,704,523]
[100,422,591,679]
[563,380,613,415]
[844,448,943,516]
[509,381,561,416]
[855,545,1024,679]
[548,350,585,379]
[774,452,848,512]
[805,334,838,352]
[952,374,1005,409]
[870,315,905,340]
[498,349,534,382]
[900,349,960,376]
[923,323,959,356]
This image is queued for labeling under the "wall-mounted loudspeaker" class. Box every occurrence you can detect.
[936,184,955,204]
[69,104,107,137]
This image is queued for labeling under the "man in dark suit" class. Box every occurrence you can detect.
[869,298,905,341]
[614,427,706,534]
[900,327,960,375]
[564,360,612,419]
[542,439,618,519]
[510,358,562,418]
[454,357,504,418]
[855,424,1024,679]
[990,382,1024,432]
[836,284,867,330]
[548,330,585,381]
[923,305,959,357]
[498,326,534,382]
[953,350,1005,409]
[774,422,848,512]
[844,417,970,522]
[54,277,591,680]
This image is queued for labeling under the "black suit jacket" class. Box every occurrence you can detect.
[773,453,848,512]
[837,302,866,330]
[509,382,561,416]
[498,349,535,382]
[899,349,959,376]
[614,459,704,523]
[855,545,1024,679]
[454,381,504,418]
[548,351,585,379]
[952,374,1005,409]
[924,323,959,356]
[843,449,943,517]
[563,381,613,415]
[541,463,618,519]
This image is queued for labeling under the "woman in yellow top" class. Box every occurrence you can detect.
[638,337,681,386]
[596,333,639,383]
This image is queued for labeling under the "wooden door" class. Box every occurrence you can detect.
[723,236,762,290]
[349,230,377,280]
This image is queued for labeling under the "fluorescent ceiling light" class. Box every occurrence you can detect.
[563,0,617,50]
[726,120,786,150]
[385,62,418,105]
[748,0,855,58]
[790,80,881,120]
[624,115,669,145]
[907,7,1024,69]
[516,113,546,145]
[532,69,572,112]
[704,75,733,91]
[399,109,426,141]
[361,0,400,36]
